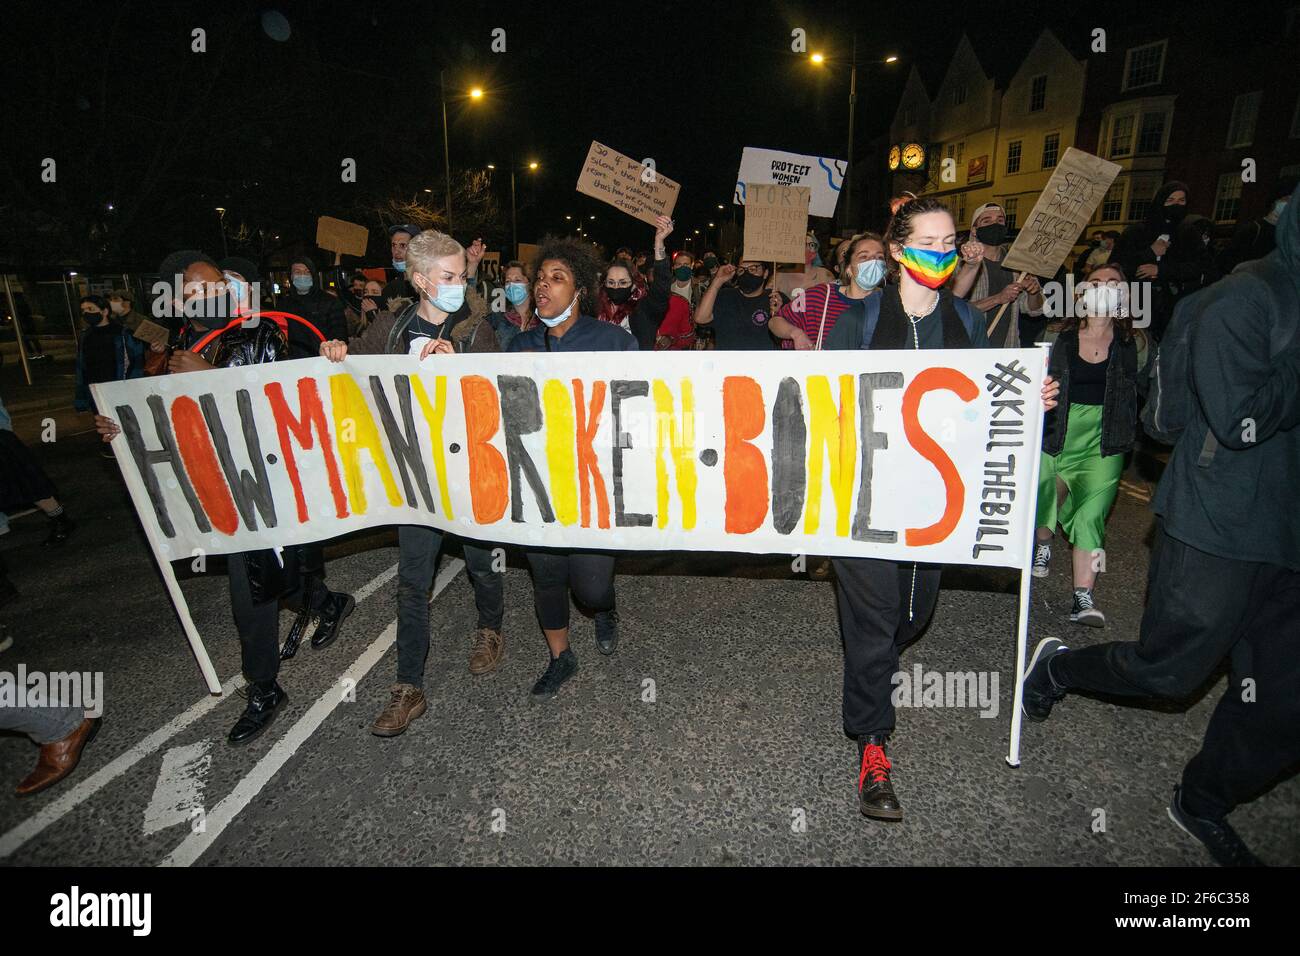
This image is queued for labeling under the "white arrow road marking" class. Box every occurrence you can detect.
[143,741,213,835]
[160,558,464,867]
[0,560,399,859]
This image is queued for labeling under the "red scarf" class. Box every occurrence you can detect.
[596,275,647,326]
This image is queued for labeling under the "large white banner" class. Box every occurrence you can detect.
[94,349,1047,570]
[733,147,845,219]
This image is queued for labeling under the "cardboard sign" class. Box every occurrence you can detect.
[93,348,1046,569]
[575,141,680,226]
[1002,148,1122,277]
[733,147,845,218]
[132,317,171,347]
[743,183,810,264]
[516,243,541,272]
[315,216,370,257]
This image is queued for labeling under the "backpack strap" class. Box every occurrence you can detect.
[860,293,883,348]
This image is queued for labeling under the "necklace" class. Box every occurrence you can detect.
[904,292,939,349]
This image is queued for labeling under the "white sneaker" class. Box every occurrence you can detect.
[1031,542,1052,578]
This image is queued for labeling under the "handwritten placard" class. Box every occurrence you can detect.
[576,141,681,226]
[316,216,370,257]
[742,183,810,264]
[1002,148,1122,277]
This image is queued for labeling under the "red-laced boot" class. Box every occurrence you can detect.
[858,735,903,821]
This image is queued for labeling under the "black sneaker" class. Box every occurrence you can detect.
[1031,541,1051,578]
[1070,589,1105,627]
[1022,637,1068,722]
[530,649,578,702]
[594,608,619,656]
[43,513,74,546]
[857,735,903,820]
[1167,786,1264,867]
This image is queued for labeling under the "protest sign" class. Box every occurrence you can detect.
[315,216,370,258]
[743,183,810,264]
[516,243,541,271]
[576,141,680,226]
[132,317,171,348]
[1002,148,1122,277]
[733,147,845,218]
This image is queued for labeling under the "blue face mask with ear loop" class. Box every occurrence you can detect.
[419,276,465,314]
[853,259,886,291]
[538,292,579,328]
[291,274,312,292]
[393,259,407,273]
[505,282,528,306]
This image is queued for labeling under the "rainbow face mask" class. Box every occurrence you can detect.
[898,246,958,289]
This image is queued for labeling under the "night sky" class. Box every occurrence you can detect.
[0,0,1241,269]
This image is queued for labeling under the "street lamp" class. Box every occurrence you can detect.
[440,72,485,233]
[215,206,228,257]
[508,159,539,257]
[809,42,900,231]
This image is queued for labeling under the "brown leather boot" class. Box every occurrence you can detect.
[16,717,100,797]
[370,683,427,737]
[468,627,504,675]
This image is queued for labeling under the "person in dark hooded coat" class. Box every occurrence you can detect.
[1112,180,1200,340]
[1022,181,1300,867]
[285,255,347,359]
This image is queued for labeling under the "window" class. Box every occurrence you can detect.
[956,141,965,162]
[1136,112,1167,154]
[903,107,914,126]
[952,83,967,106]
[1029,75,1047,112]
[946,143,955,160]
[1123,41,1167,90]
[1226,91,1262,148]
[1004,198,1019,231]
[957,194,967,224]
[1006,140,1022,174]
[1128,180,1158,223]
[1109,115,1135,158]
[1214,173,1243,221]
[1041,133,1060,169]
[1101,181,1126,222]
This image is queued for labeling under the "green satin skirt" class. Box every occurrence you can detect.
[1036,403,1123,553]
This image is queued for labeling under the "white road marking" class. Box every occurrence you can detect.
[143,741,212,835]
[160,558,464,867]
[0,559,399,859]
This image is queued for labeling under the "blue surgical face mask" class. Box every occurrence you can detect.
[223,272,247,304]
[854,259,886,291]
[538,293,579,328]
[393,259,407,273]
[1273,199,1289,218]
[291,274,312,292]
[421,278,465,314]
[505,282,528,306]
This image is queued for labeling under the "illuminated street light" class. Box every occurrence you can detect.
[469,87,483,99]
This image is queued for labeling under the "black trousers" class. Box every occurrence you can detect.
[396,526,505,688]
[227,551,281,687]
[1053,522,1300,818]
[831,557,943,739]
[523,549,616,631]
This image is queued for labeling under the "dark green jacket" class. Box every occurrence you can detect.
[1152,183,1300,569]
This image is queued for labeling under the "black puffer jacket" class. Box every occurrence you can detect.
[1042,329,1138,457]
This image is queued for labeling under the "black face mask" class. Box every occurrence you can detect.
[1163,204,1188,226]
[81,311,103,325]
[605,286,633,305]
[736,272,765,293]
[975,223,1008,246]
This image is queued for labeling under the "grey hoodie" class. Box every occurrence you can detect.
[1152,182,1300,569]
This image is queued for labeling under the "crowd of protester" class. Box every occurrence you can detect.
[2,173,1295,868]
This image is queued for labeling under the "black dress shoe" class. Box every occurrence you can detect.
[228,682,287,745]
[310,591,355,649]
[279,608,311,661]
[858,734,903,821]
[43,514,74,546]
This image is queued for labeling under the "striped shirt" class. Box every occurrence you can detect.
[776,282,860,349]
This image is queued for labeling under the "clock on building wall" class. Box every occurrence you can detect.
[901,143,926,171]
[888,145,901,171]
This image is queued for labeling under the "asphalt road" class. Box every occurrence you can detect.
[1,409,1296,867]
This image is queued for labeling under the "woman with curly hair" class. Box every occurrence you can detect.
[1032,262,1140,628]
[507,228,663,700]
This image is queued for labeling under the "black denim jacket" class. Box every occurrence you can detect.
[1042,329,1138,458]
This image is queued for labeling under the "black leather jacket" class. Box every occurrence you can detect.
[177,319,288,368]
[1042,329,1138,458]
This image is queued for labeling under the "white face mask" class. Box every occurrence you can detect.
[1079,284,1125,318]
[109,301,127,315]
[538,292,579,328]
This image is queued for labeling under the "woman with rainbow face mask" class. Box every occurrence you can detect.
[822,195,1060,823]
[1031,262,1140,629]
